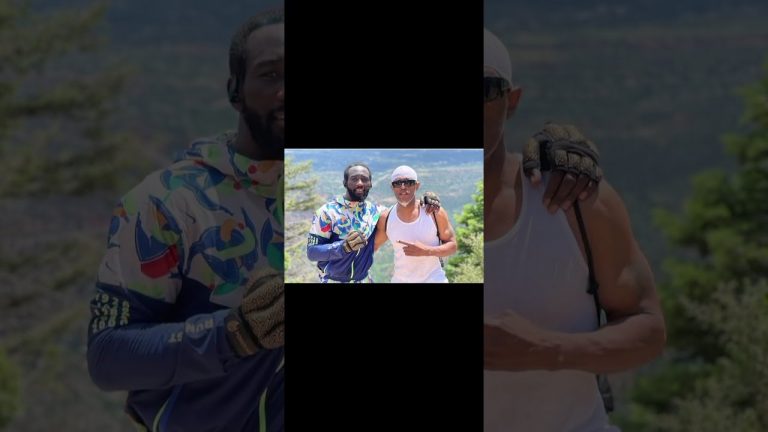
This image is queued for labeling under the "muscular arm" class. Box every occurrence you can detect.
[431,207,458,257]
[373,208,389,252]
[485,181,666,374]
[556,181,666,373]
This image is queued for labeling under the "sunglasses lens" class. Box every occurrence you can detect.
[484,77,509,102]
[484,83,494,101]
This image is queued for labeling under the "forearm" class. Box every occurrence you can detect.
[373,232,387,252]
[428,241,457,258]
[307,235,346,262]
[556,312,665,373]
[87,285,240,391]
[88,310,238,390]
[544,313,666,374]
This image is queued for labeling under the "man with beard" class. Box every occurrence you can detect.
[373,165,457,283]
[86,10,285,432]
[483,28,666,431]
[306,162,384,283]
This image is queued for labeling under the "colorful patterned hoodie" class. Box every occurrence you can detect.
[87,131,284,432]
[306,195,380,282]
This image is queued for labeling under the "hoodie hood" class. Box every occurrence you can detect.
[333,194,368,209]
[177,131,283,200]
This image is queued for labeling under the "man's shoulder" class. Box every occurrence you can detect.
[315,197,342,214]
[118,160,206,212]
[164,156,221,180]
[570,179,633,243]
[579,180,625,219]
[366,200,382,214]
[436,205,450,221]
[119,167,165,201]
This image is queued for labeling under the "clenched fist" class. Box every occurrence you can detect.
[343,230,367,253]
[225,268,284,357]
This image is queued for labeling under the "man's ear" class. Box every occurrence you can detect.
[227,76,243,112]
[506,87,522,119]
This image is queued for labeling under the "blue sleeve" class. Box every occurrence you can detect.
[306,233,347,262]
[306,207,349,262]
[87,282,240,391]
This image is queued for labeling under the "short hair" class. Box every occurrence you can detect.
[228,9,284,89]
[344,162,372,183]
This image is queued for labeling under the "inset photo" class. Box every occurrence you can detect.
[285,149,483,283]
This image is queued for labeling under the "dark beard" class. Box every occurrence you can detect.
[242,104,284,157]
[347,185,369,202]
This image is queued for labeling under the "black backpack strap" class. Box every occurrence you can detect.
[383,205,395,235]
[429,207,446,268]
[573,201,600,327]
[573,201,615,413]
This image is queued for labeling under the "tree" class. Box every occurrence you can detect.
[653,281,768,432]
[285,156,323,282]
[0,349,19,429]
[0,1,142,429]
[446,180,483,283]
[0,0,139,197]
[620,61,768,431]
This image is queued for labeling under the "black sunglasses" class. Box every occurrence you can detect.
[484,77,511,103]
[391,179,416,188]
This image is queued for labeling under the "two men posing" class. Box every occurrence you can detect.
[306,163,454,283]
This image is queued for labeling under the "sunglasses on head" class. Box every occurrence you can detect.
[391,179,416,188]
[484,77,511,103]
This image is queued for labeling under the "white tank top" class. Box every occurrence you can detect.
[387,205,448,283]
[484,167,619,432]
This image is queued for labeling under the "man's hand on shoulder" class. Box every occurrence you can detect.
[523,122,602,212]
[422,191,441,215]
